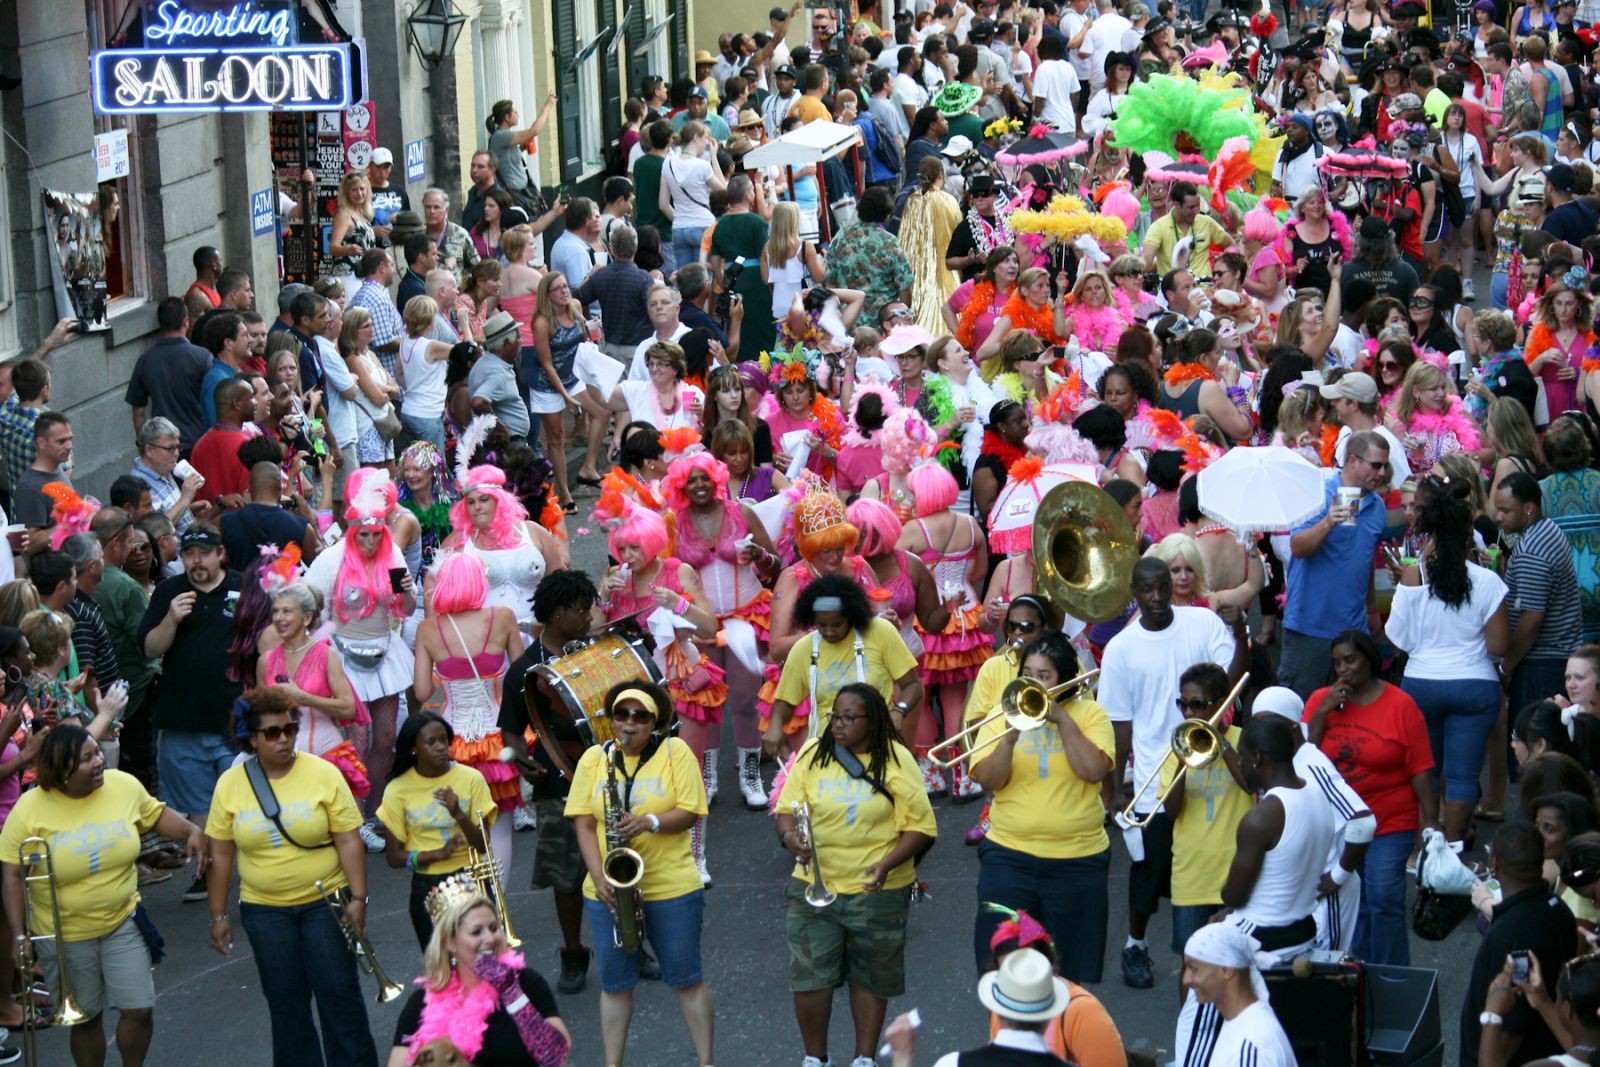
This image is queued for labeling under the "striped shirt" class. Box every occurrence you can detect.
[1505,516,1583,660]
[64,592,121,690]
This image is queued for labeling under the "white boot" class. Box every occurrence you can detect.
[737,747,769,809]
[703,747,720,806]
[692,816,712,888]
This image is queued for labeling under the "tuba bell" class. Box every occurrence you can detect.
[1032,481,1141,624]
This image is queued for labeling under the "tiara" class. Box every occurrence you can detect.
[424,872,487,924]
[794,489,847,539]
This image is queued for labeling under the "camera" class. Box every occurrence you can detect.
[715,261,745,322]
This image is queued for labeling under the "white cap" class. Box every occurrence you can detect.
[1252,686,1304,722]
[370,147,394,166]
[941,135,974,157]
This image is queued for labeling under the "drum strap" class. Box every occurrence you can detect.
[807,630,866,740]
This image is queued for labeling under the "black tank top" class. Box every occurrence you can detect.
[1158,379,1205,419]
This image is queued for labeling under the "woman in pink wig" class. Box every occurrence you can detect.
[599,503,723,883]
[303,466,417,824]
[899,461,993,798]
[412,551,527,863]
[859,407,938,516]
[442,465,569,625]
[665,452,783,810]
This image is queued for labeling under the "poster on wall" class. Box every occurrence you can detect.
[42,190,110,332]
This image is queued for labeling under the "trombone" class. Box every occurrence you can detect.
[463,812,522,949]
[15,837,87,1067]
[315,880,405,1002]
[928,670,1100,768]
[1120,672,1251,828]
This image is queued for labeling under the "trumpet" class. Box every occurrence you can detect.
[1120,672,1251,828]
[790,801,835,908]
[15,837,87,1067]
[463,812,522,949]
[602,743,646,953]
[315,880,404,1002]
[928,670,1100,768]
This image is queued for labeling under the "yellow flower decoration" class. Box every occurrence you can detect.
[983,116,1023,139]
[1008,197,1129,245]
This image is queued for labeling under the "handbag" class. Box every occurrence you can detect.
[353,355,403,440]
[332,633,390,672]
[1411,830,1475,940]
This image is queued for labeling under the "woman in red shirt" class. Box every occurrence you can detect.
[1304,629,1439,967]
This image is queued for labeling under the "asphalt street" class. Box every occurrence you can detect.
[29,501,1485,1067]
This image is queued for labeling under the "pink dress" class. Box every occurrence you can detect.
[608,559,728,724]
[673,503,772,640]
[431,616,520,812]
[262,640,370,798]
[835,445,884,495]
[911,515,994,684]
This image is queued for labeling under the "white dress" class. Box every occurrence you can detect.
[462,523,546,621]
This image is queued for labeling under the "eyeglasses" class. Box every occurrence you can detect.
[148,443,180,454]
[1377,360,1401,371]
[1175,697,1214,712]
[253,723,301,741]
[833,713,867,725]
[611,707,657,723]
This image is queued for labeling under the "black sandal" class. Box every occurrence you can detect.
[574,473,604,487]
[561,499,578,514]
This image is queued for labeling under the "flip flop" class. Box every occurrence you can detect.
[574,474,604,487]
[1475,806,1505,821]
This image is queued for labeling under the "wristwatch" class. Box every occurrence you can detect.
[892,700,911,716]
[1479,1011,1504,1027]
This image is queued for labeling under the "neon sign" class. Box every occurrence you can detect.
[143,0,295,48]
[91,45,354,114]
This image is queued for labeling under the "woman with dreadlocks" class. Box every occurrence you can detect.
[774,682,936,1067]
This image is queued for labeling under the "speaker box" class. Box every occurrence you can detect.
[1264,962,1362,1067]
[1364,964,1444,1067]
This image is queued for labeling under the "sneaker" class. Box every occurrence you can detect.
[951,762,984,804]
[137,863,172,886]
[919,757,948,798]
[513,804,537,832]
[556,945,590,994]
[640,950,662,980]
[1463,277,1476,301]
[0,1034,17,1065]
[850,1058,877,1067]
[965,805,991,846]
[358,822,386,853]
[703,749,719,806]
[181,873,208,902]
[801,1058,829,1067]
[738,747,769,809]
[1121,943,1154,989]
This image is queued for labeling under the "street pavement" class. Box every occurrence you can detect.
[31,498,1486,1066]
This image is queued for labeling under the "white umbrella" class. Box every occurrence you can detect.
[987,461,1098,556]
[1196,445,1328,535]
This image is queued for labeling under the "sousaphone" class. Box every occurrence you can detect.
[1032,480,1140,624]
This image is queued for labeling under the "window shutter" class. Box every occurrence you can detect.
[553,0,583,182]
[671,0,690,83]
[626,0,648,103]
[602,1,622,144]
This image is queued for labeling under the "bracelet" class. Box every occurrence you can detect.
[406,850,421,872]
[209,914,228,926]
[673,595,690,616]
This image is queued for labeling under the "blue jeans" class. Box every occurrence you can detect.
[1171,903,1217,955]
[974,840,1109,982]
[672,226,708,269]
[157,730,234,817]
[1351,830,1414,967]
[1278,630,1337,701]
[1403,675,1502,804]
[1490,271,1510,311]
[399,410,444,450]
[585,890,706,993]
[1511,658,1567,725]
[239,900,378,1067]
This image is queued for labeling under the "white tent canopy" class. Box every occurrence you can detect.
[741,120,862,169]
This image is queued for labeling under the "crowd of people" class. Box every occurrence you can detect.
[13,0,1600,1064]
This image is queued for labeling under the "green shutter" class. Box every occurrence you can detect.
[625,0,648,101]
[671,0,690,82]
[553,0,583,182]
[601,0,622,145]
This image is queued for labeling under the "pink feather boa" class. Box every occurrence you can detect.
[1407,396,1482,453]
[406,951,525,1062]
[1070,302,1126,353]
[1274,210,1353,266]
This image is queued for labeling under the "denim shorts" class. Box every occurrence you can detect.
[1171,903,1218,955]
[784,878,912,997]
[157,730,236,817]
[586,889,706,993]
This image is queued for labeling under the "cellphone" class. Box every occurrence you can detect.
[389,567,408,593]
[1511,951,1531,984]
[1382,545,1403,568]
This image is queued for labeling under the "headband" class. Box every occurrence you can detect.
[611,688,659,716]
[813,596,845,612]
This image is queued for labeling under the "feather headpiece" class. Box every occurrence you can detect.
[42,483,99,551]
[843,381,900,447]
[454,413,498,490]
[984,903,1054,953]
[767,344,824,389]
[258,542,305,593]
[1109,74,1259,159]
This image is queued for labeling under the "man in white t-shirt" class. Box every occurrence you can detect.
[1323,371,1412,491]
[1081,0,1132,92]
[1176,881,1298,1067]
[1031,34,1082,133]
[894,46,930,121]
[1060,0,1095,89]
[1098,556,1247,990]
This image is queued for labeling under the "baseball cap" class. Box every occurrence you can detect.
[775,63,798,79]
[1357,215,1390,240]
[971,16,996,37]
[481,311,520,350]
[1546,162,1577,192]
[180,527,223,552]
[941,134,976,156]
[1319,372,1379,404]
[370,147,394,166]
[687,85,708,99]
[770,5,789,20]
[1388,91,1424,113]
[1252,687,1306,721]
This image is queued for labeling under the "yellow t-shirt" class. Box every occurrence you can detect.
[1143,212,1231,277]
[1160,726,1254,906]
[206,754,363,907]
[776,738,938,894]
[964,653,1020,727]
[773,618,919,735]
[376,764,496,876]
[564,737,709,903]
[0,770,164,942]
[978,697,1114,860]
[788,95,832,125]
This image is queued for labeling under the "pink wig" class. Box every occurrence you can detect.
[906,462,959,517]
[608,504,670,563]
[430,552,488,616]
[847,497,904,557]
[336,468,403,623]
[662,452,730,512]
[881,409,936,475]
[449,466,529,549]
[1242,208,1279,245]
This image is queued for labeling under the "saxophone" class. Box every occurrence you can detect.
[601,742,646,953]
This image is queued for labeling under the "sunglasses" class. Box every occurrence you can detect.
[1378,360,1401,371]
[1354,455,1391,470]
[1006,619,1041,634]
[1175,697,1214,712]
[254,722,301,741]
[611,707,657,723]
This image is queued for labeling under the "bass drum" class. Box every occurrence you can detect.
[527,633,661,776]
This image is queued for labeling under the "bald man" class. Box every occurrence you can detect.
[188,378,253,506]
[219,461,320,565]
